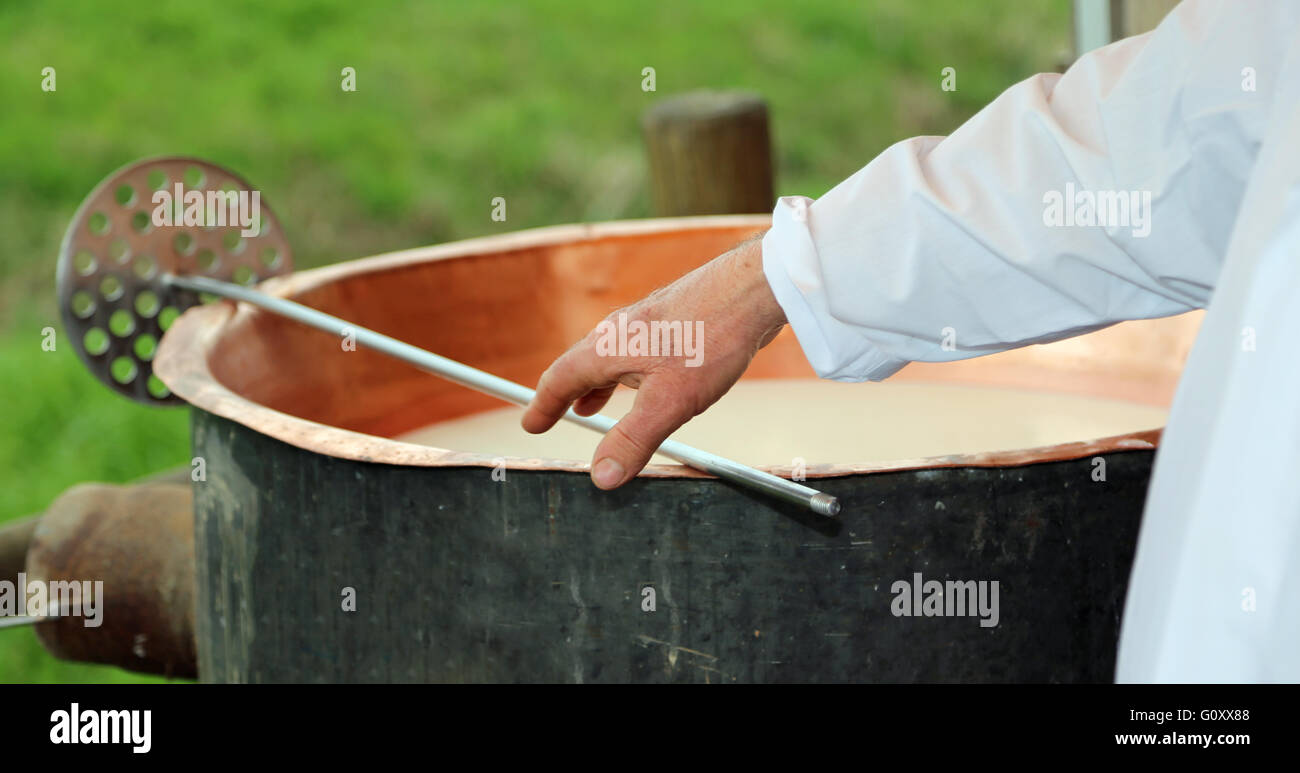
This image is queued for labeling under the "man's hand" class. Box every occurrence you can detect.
[521,232,787,489]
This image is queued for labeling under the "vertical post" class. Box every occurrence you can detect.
[1110,0,1181,40]
[641,91,775,216]
[1074,0,1181,60]
[0,516,37,593]
[1072,0,1112,58]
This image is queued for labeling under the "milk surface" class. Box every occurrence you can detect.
[395,379,1167,465]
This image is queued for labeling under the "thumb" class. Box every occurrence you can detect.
[590,381,691,490]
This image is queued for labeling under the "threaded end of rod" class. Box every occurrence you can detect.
[811,492,841,517]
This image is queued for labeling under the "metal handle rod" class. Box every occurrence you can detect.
[0,602,63,629]
[167,274,841,517]
[0,614,46,629]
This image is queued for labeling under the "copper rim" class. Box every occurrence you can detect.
[155,215,1196,479]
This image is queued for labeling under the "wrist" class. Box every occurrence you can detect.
[730,231,787,337]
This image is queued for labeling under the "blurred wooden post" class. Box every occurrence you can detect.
[1110,0,1181,39]
[641,91,774,216]
[0,516,38,593]
[1072,0,1181,60]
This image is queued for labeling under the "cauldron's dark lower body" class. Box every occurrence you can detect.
[190,411,1149,683]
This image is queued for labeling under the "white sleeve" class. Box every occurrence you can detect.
[762,0,1287,382]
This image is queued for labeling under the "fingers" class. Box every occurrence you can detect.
[521,344,618,434]
[523,331,691,490]
[590,381,691,489]
[572,384,616,416]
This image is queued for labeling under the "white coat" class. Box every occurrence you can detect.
[761,0,1300,682]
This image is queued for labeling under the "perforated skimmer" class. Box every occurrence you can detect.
[57,157,294,404]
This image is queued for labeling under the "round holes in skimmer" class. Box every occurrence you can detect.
[110,356,137,385]
[134,334,158,361]
[158,306,181,332]
[83,328,110,357]
[99,274,124,302]
[73,250,97,276]
[70,291,96,319]
[58,157,295,405]
[222,230,245,256]
[108,308,136,338]
[183,166,205,188]
[196,248,219,272]
[259,247,280,270]
[133,254,157,280]
[147,374,170,399]
[88,212,110,235]
[108,239,131,263]
[134,289,160,318]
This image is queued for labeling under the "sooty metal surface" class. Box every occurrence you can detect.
[192,410,1149,684]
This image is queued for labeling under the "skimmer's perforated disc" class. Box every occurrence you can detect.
[57,157,294,405]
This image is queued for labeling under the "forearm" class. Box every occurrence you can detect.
[720,231,787,348]
[762,0,1285,382]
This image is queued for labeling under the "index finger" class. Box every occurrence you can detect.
[521,343,621,434]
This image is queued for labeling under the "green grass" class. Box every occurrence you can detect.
[0,0,1068,681]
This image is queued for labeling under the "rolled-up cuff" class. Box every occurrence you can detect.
[761,196,909,382]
